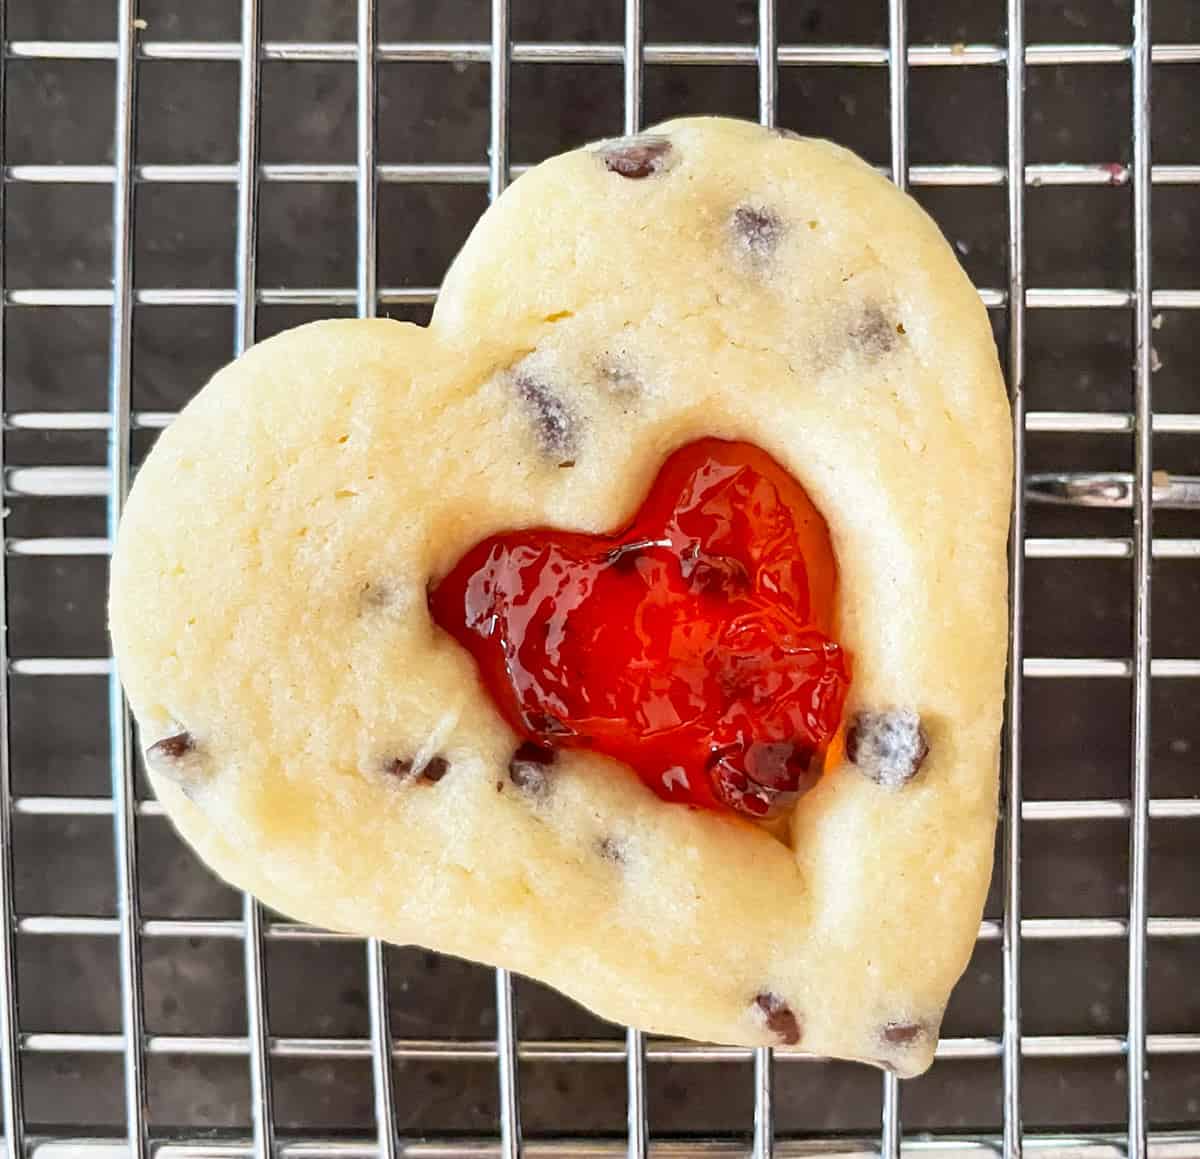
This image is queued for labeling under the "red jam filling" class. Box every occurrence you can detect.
[428,438,851,818]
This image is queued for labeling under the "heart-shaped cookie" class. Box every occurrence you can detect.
[110,116,1011,1076]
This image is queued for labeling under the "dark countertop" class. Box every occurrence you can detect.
[3,0,1199,1147]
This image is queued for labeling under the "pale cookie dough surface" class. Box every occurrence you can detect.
[110,116,1011,1076]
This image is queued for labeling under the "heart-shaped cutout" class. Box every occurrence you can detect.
[430,437,851,818]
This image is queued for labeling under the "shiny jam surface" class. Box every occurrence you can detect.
[428,439,851,818]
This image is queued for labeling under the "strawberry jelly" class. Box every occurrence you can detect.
[428,438,851,819]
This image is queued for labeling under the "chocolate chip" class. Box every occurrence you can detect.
[846,710,929,788]
[600,135,673,179]
[421,756,450,784]
[515,373,578,462]
[732,203,784,260]
[753,993,802,1045]
[596,836,625,864]
[882,1020,926,1046]
[386,755,450,784]
[849,303,901,358]
[147,732,194,765]
[509,740,556,798]
[144,731,207,795]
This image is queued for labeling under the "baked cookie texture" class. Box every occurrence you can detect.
[110,116,1011,1076]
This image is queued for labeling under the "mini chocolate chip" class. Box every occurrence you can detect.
[145,731,207,796]
[849,303,900,358]
[148,732,194,764]
[421,756,450,784]
[515,372,579,460]
[753,993,803,1046]
[846,709,929,788]
[509,741,556,798]
[387,755,450,784]
[732,203,784,260]
[600,135,672,179]
[882,1020,926,1046]
[596,836,625,864]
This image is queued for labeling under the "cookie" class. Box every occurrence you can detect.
[110,116,1011,1076]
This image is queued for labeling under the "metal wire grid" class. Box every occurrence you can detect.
[0,0,1197,1155]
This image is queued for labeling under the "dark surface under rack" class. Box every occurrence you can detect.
[1,0,1199,1156]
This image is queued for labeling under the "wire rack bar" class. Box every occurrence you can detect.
[232,3,276,1157]
[18,913,1200,942]
[752,1046,773,1159]
[4,287,1199,311]
[757,0,777,130]
[6,39,1200,66]
[105,3,149,1157]
[15,655,1200,680]
[625,1025,648,1159]
[9,791,1199,823]
[356,4,379,321]
[8,536,1200,560]
[10,410,1200,436]
[13,1130,1200,1159]
[353,2,402,1156]
[11,1031,1200,1061]
[0,2,24,1153]
[623,0,643,137]
[8,161,1200,187]
[1127,1,1154,1154]
[1002,0,1027,1156]
[487,4,522,1156]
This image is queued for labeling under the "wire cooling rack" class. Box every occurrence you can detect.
[1,0,1199,1156]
